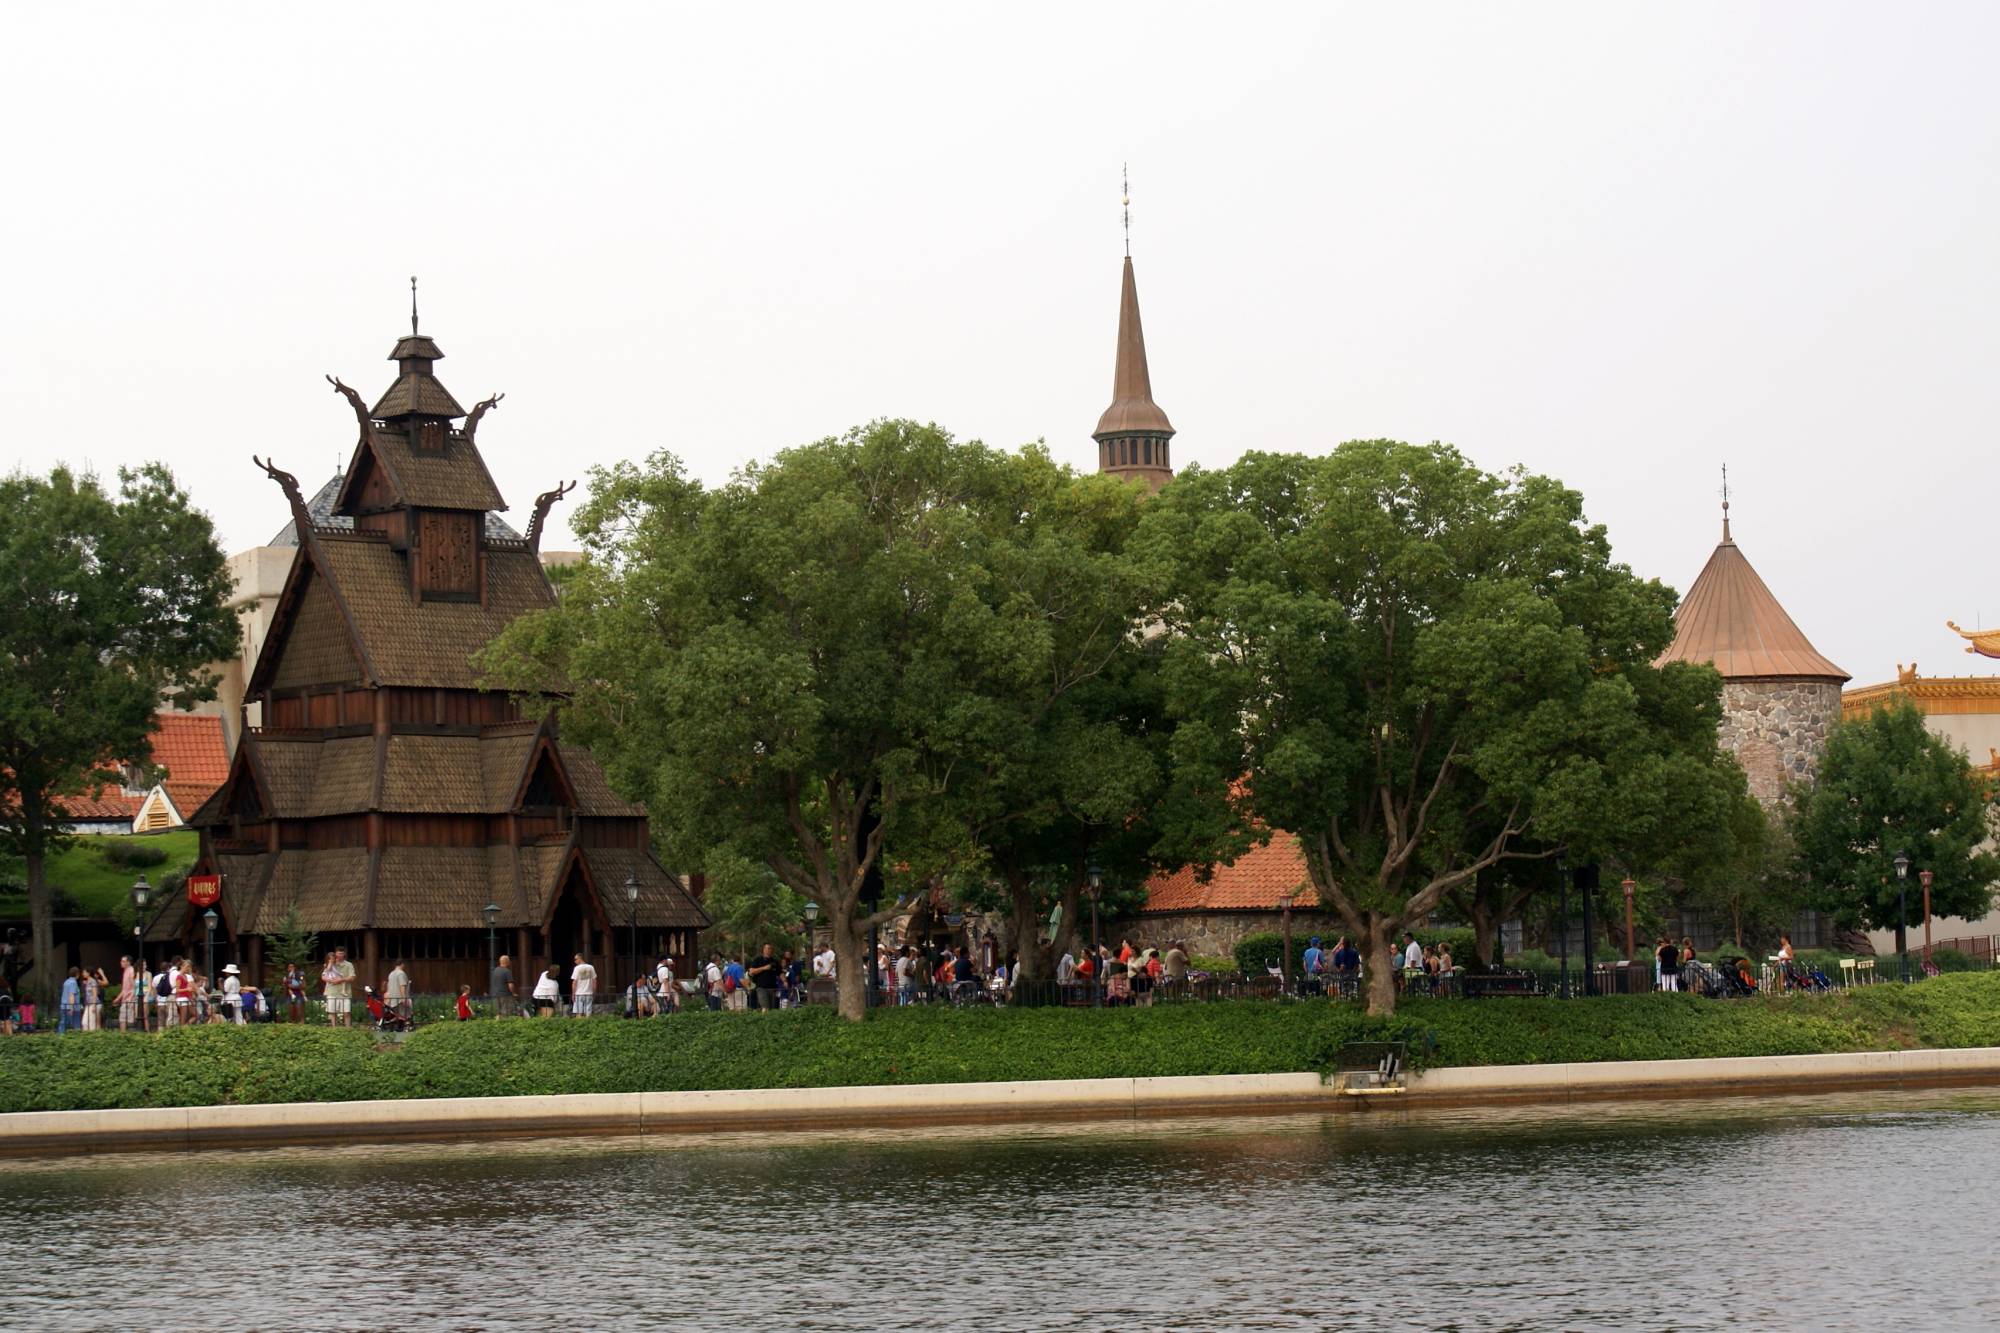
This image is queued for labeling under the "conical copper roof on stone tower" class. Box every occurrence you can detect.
[1094,250,1176,490]
[1656,503,1847,683]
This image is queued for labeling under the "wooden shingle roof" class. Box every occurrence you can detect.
[312,538,553,687]
[360,424,504,511]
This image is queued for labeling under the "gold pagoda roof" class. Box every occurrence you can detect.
[1948,621,2000,660]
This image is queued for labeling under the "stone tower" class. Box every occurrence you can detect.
[1093,255,1175,491]
[1655,504,1848,806]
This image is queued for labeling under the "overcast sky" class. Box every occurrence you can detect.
[3,2,1996,688]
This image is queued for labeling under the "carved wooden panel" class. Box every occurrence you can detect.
[416,510,478,596]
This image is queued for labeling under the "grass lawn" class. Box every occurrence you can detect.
[0,830,200,919]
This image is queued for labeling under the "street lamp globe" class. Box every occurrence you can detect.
[803,901,819,923]
[131,875,152,912]
[625,872,639,905]
[1893,852,1910,880]
[202,908,219,933]
[483,902,500,928]
[1085,860,1103,899]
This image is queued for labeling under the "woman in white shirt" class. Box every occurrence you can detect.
[532,966,560,1018]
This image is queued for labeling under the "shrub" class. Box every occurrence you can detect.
[10,973,2000,1113]
[102,841,169,868]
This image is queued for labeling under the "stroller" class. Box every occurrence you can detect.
[1682,960,1728,999]
[363,986,414,1032]
[1721,958,1760,998]
[1782,960,1833,994]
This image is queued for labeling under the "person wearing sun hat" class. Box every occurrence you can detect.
[221,963,245,1026]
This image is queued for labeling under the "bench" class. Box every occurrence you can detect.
[1461,971,1543,999]
[1334,1041,1407,1090]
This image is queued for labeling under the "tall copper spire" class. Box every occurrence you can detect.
[1094,255,1175,490]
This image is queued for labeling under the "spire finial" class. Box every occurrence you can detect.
[410,275,419,336]
[1122,163,1130,258]
[1720,463,1732,542]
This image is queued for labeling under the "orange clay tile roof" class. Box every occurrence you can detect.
[48,713,228,823]
[147,714,230,816]
[1142,832,1319,913]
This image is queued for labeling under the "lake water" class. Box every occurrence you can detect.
[13,1089,2000,1331]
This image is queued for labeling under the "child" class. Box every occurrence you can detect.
[455,984,474,1021]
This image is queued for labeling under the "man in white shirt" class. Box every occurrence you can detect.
[812,945,836,979]
[1403,934,1424,971]
[384,960,412,1022]
[654,957,675,1013]
[569,953,597,1017]
[703,954,725,1012]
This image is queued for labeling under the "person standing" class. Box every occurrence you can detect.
[1164,941,1189,986]
[323,949,356,1028]
[284,963,306,1024]
[117,956,139,1032]
[456,984,475,1021]
[746,943,780,1011]
[664,948,688,1012]
[382,960,412,1022]
[532,965,560,1017]
[1657,936,1680,993]
[220,963,246,1024]
[58,967,82,1034]
[569,953,597,1017]
[490,953,517,1018]
[81,968,104,1031]
[704,953,725,1012]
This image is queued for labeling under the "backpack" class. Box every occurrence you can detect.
[154,973,172,998]
[722,972,737,994]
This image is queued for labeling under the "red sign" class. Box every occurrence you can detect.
[187,874,221,907]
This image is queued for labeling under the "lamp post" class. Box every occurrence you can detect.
[202,907,220,992]
[624,873,640,1017]
[1893,851,1910,984]
[802,901,820,1002]
[131,876,151,1032]
[483,901,500,993]
[1085,860,1104,1008]
[1919,868,1935,965]
[1620,878,1636,962]
[1556,854,1570,999]
[1277,889,1295,996]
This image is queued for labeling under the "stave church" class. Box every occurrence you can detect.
[143,314,709,994]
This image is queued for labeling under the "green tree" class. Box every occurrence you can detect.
[916,450,1184,982]
[697,848,812,958]
[481,421,1079,1019]
[1142,443,1739,1015]
[264,905,321,983]
[0,465,234,1005]
[1789,701,1998,952]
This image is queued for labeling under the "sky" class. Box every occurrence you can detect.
[3,1,1996,688]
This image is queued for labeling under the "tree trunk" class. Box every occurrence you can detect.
[1007,876,1049,982]
[1469,902,1498,972]
[1363,922,1399,1017]
[25,816,55,1010]
[831,900,868,1021]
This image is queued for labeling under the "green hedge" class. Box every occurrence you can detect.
[7,972,2000,1113]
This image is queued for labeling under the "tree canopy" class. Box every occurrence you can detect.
[1789,700,1998,947]
[480,420,1186,1017]
[1139,443,1746,1014]
[0,464,235,1003]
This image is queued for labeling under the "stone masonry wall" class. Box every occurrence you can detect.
[1105,910,1345,960]
[1720,679,1841,808]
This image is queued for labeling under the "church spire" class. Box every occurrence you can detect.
[1093,172,1174,491]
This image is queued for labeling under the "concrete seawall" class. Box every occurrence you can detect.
[8,1046,2000,1156]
